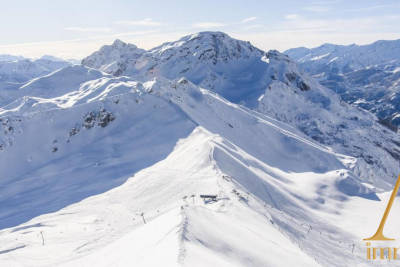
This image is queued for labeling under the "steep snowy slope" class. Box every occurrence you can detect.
[82,32,400,189]
[0,65,107,109]
[0,71,387,266]
[83,32,269,105]
[0,74,197,230]
[255,50,400,190]
[285,39,400,127]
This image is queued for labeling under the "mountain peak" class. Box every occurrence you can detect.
[266,50,290,61]
[39,55,66,62]
[187,31,230,40]
[111,39,128,47]
[148,31,263,64]
[82,39,145,75]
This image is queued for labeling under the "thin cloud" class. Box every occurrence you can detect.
[192,22,226,28]
[285,14,299,20]
[64,27,112,33]
[115,18,162,26]
[241,17,257,23]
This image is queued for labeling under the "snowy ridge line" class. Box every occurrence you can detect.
[211,141,285,211]
[232,99,337,155]
[194,82,344,158]
[0,90,139,118]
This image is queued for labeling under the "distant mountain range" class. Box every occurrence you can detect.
[0,55,72,87]
[285,39,400,127]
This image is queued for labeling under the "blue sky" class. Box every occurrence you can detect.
[1,0,399,59]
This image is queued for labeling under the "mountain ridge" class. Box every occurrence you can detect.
[81,32,400,189]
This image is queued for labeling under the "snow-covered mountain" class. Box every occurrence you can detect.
[0,66,389,267]
[1,32,400,266]
[83,32,400,189]
[285,40,400,71]
[83,32,268,105]
[82,39,145,76]
[285,39,400,127]
[0,55,71,86]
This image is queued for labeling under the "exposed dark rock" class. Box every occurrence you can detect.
[69,127,80,137]
[285,72,297,82]
[83,109,115,129]
[378,117,398,132]
[297,80,311,91]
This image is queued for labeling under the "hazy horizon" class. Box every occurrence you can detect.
[1,0,400,59]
